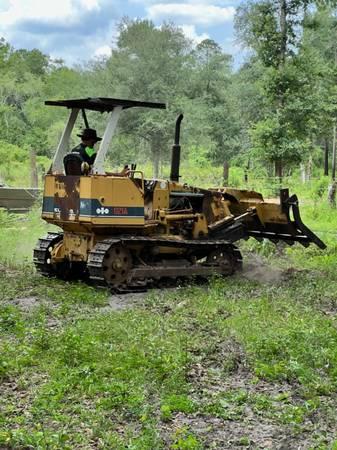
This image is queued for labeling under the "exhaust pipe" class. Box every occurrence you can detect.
[170,114,184,182]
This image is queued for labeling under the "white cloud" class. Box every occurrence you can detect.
[93,44,112,57]
[147,3,235,25]
[0,0,99,27]
[222,36,240,54]
[0,0,239,65]
[180,24,209,43]
[0,0,114,64]
[81,0,100,9]
[131,0,235,4]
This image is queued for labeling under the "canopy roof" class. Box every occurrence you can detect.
[45,97,167,112]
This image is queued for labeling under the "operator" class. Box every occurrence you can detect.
[72,128,129,176]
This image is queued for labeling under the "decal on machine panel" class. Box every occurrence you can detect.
[80,199,144,218]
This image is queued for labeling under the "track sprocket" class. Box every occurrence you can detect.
[206,248,237,275]
[102,244,133,287]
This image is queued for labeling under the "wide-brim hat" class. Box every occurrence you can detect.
[77,128,102,142]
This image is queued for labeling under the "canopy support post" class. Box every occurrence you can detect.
[52,108,79,173]
[81,109,89,128]
[93,106,123,174]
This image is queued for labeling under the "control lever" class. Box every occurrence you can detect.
[125,163,137,178]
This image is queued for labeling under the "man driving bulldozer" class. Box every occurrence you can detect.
[72,128,129,176]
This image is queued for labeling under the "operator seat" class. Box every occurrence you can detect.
[63,153,83,176]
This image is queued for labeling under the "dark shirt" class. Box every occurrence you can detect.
[71,143,97,166]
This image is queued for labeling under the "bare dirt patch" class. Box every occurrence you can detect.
[100,292,148,312]
[160,335,336,449]
[11,296,39,312]
[160,413,288,449]
[160,367,335,449]
[241,253,286,284]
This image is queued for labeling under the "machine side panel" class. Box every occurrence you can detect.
[79,177,145,226]
[54,175,81,221]
[42,175,56,219]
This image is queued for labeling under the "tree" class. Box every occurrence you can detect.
[186,39,241,166]
[95,19,192,176]
[235,0,317,178]
[300,7,337,180]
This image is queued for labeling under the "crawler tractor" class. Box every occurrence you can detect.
[34,98,325,291]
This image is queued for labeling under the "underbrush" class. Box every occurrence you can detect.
[0,181,337,448]
[0,206,53,267]
[2,263,337,447]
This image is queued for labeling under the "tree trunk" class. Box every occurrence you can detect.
[274,0,287,179]
[332,123,336,181]
[152,138,160,179]
[328,124,337,207]
[279,0,287,68]
[30,149,38,188]
[328,181,336,208]
[307,155,312,181]
[223,161,229,186]
[153,153,160,179]
[244,158,250,183]
[300,163,306,183]
[275,159,282,180]
[324,138,329,176]
[301,158,312,183]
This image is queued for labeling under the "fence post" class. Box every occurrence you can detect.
[30,149,38,188]
[223,161,229,186]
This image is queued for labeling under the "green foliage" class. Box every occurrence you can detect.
[1,8,337,180]
[0,304,24,333]
[250,115,311,167]
[4,12,337,447]
[0,22,245,181]
[236,1,284,67]
[161,395,195,421]
[2,195,337,446]
[234,1,335,176]
[233,298,337,388]
[0,208,50,265]
[0,140,47,186]
[171,429,202,450]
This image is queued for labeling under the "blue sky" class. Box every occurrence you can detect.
[0,0,244,65]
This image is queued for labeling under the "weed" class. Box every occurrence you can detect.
[1,186,337,447]
[171,428,202,450]
[160,394,195,421]
[239,436,250,446]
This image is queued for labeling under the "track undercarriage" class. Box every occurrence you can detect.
[34,232,242,292]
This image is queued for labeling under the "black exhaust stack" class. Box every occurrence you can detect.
[170,114,184,182]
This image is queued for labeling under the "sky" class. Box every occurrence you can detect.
[0,0,244,65]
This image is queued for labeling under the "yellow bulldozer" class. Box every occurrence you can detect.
[34,98,325,291]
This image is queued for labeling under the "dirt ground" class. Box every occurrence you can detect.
[2,255,336,449]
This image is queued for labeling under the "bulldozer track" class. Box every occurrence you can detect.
[33,232,63,276]
[87,235,242,292]
[34,233,241,292]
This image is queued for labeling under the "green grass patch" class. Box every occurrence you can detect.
[0,207,52,267]
[1,179,337,447]
[2,263,337,446]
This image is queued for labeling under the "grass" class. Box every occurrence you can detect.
[1,181,337,448]
[3,272,337,449]
[2,266,337,448]
[0,207,52,267]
